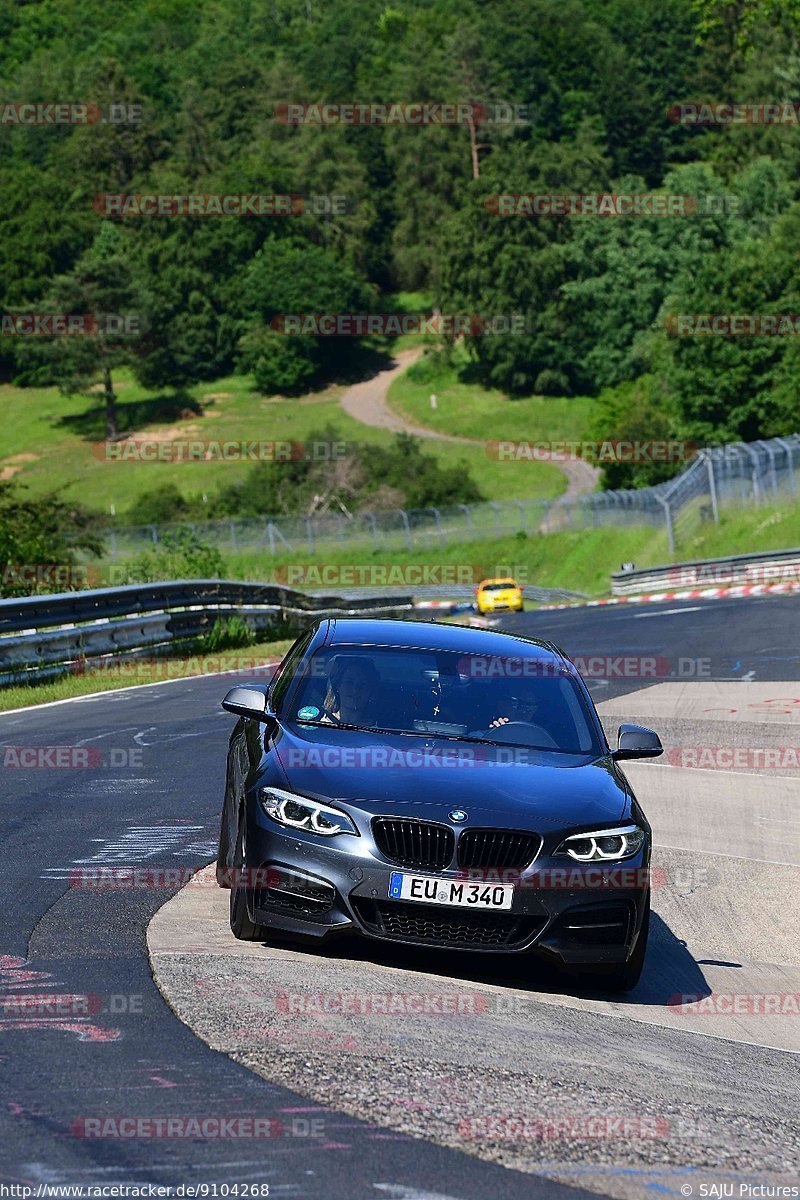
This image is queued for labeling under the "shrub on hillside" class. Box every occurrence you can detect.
[0,482,103,597]
[117,529,224,583]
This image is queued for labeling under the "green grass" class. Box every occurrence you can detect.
[0,364,564,512]
[0,636,295,713]
[387,351,596,445]
[177,500,800,598]
[9,503,798,710]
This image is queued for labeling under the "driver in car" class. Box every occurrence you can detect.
[321,655,381,726]
[489,692,541,729]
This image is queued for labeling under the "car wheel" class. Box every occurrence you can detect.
[229,813,268,941]
[216,797,232,888]
[571,895,650,993]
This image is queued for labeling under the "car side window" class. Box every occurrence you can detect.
[269,628,315,715]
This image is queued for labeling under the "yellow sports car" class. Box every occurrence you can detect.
[474,577,524,614]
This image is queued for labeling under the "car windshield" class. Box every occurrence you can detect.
[481,582,516,591]
[286,644,603,754]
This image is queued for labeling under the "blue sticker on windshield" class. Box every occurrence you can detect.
[297,705,320,721]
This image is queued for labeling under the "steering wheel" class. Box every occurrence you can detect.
[471,720,559,748]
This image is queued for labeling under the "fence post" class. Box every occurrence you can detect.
[775,437,797,495]
[703,451,720,525]
[399,509,412,552]
[742,443,761,503]
[365,511,379,549]
[305,517,315,554]
[657,494,675,555]
[758,440,779,497]
[430,507,444,546]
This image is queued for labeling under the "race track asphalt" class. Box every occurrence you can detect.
[1,594,799,1199]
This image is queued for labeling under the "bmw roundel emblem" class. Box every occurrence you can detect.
[449,809,468,823]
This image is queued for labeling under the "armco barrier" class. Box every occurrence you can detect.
[0,579,413,685]
[611,547,800,596]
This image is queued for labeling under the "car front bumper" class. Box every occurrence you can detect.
[240,815,650,965]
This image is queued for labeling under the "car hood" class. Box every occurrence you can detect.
[272,724,629,829]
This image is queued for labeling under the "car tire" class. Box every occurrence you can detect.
[216,801,232,888]
[229,814,268,942]
[571,895,650,993]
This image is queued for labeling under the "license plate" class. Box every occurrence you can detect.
[388,871,513,910]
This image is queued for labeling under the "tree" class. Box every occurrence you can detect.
[237,238,374,394]
[0,482,102,598]
[14,223,151,439]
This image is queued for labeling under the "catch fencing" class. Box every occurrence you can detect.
[91,434,800,561]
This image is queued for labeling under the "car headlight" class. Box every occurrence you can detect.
[259,787,359,837]
[555,824,645,862]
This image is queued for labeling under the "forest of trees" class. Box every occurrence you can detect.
[3,0,800,454]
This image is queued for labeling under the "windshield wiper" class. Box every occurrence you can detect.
[295,720,422,737]
[295,719,590,753]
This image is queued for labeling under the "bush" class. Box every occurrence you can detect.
[118,529,225,583]
[587,375,685,489]
[237,239,374,395]
[195,615,255,652]
[357,434,483,509]
[534,369,571,397]
[240,328,319,395]
[0,482,103,597]
[210,428,484,517]
[127,483,191,525]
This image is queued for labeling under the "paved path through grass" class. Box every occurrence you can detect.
[340,349,599,499]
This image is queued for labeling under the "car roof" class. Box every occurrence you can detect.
[319,616,561,660]
[478,577,517,586]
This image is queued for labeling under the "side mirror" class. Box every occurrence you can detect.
[222,683,275,723]
[611,723,662,760]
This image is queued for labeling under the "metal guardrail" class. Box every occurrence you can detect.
[305,584,587,603]
[611,547,800,596]
[0,579,413,685]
